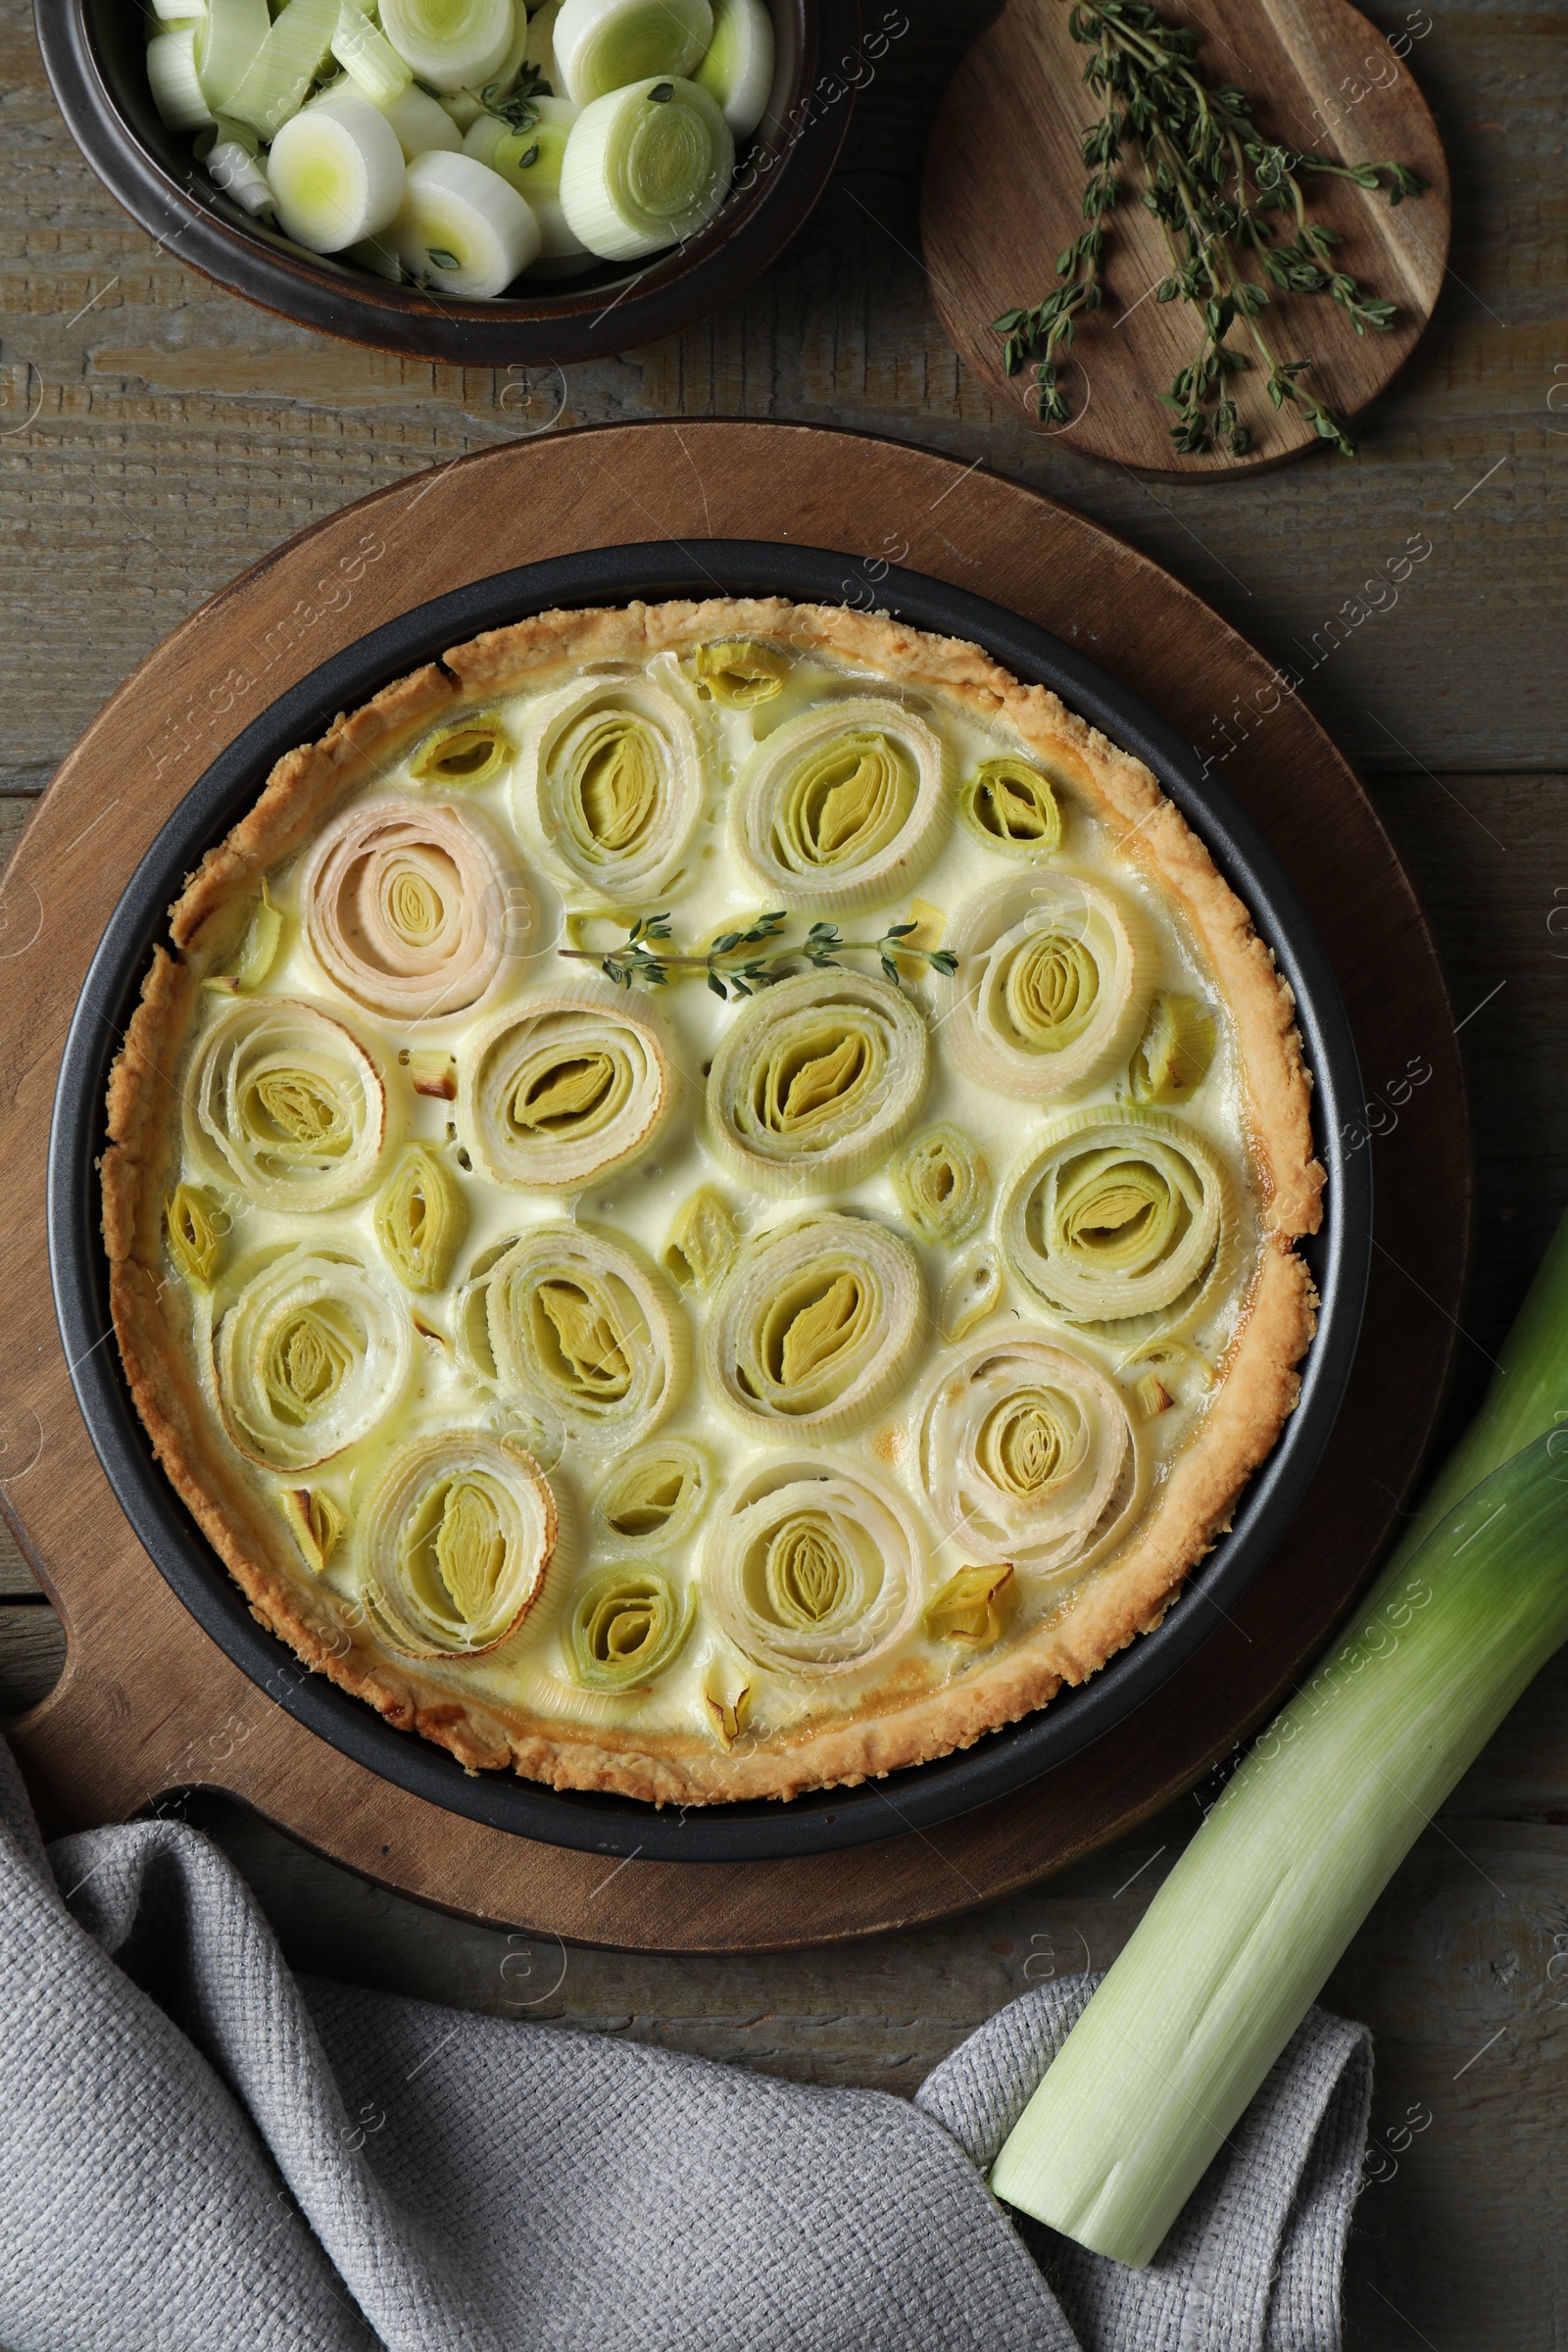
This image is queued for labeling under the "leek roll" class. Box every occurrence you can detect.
[694,0,774,138]
[1127,992,1216,1105]
[560,76,734,263]
[891,1125,989,1248]
[457,985,675,1189]
[999,1107,1228,1330]
[299,794,514,1022]
[923,1562,1014,1648]
[692,638,787,708]
[959,755,1062,858]
[185,997,387,1212]
[703,1211,925,1438]
[378,0,514,89]
[940,1245,1003,1343]
[555,0,710,105]
[731,697,950,914]
[917,1335,1143,1578]
[464,101,588,270]
[392,150,540,295]
[362,1431,557,1659]
[409,711,514,789]
[940,871,1150,1102]
[462,1222,687,1448]
[166,1182,225,1289]
[565,1565,695,1690]
[662,1184,739,1293]
[705,969,929,1197]
[267,90,407,253]
[211,1244,412,1472]
[373,1144,468,1292]
[513,671,705,905]
[594,1439,708,1547]
[706,1455,922,1677]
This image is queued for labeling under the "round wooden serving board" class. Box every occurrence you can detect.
[0,420,1467,1952]
[921,0,1450,476]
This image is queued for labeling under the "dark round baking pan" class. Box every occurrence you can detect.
[35,0,858,366]
[49,539,1371,1864]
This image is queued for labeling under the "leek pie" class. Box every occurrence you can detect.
[102,599,1322,1804]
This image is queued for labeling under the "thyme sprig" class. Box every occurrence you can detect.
[560,911,959,1002]
[479,63,552,136]
[992,0,1428,458]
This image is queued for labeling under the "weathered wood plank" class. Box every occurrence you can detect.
[0,1601,65,1715]
[0,1524,42,1600]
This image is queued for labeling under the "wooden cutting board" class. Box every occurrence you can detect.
[921,0,1450,476]
[0,419,1468,1950]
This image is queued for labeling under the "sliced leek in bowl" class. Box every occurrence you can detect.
[55,0,841,352]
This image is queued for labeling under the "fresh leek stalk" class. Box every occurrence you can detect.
[392,149,540,294]
[196,0,272,110]
[465,100,588,269]
[331,2,414,104]
[368,81,459,156]
[693,0,773,137]
[150,0,209,21]
[379,0,516,89]
[267,89,407,251]
[554,0,711,107]
[148,26,216,131]
[224,0,341,138]
[560,75,733,262]
[991,1205,1568,2267]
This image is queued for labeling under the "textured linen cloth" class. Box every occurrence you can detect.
[0,1737,1372,2352]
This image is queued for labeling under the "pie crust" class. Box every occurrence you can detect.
[102,599,1322,1804]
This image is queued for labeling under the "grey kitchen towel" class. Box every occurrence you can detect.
[0,1737,1372,2352]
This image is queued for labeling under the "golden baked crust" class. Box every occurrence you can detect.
[102,598,1322,1805]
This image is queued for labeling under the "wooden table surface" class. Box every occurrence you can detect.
[1,1,1562,2341]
